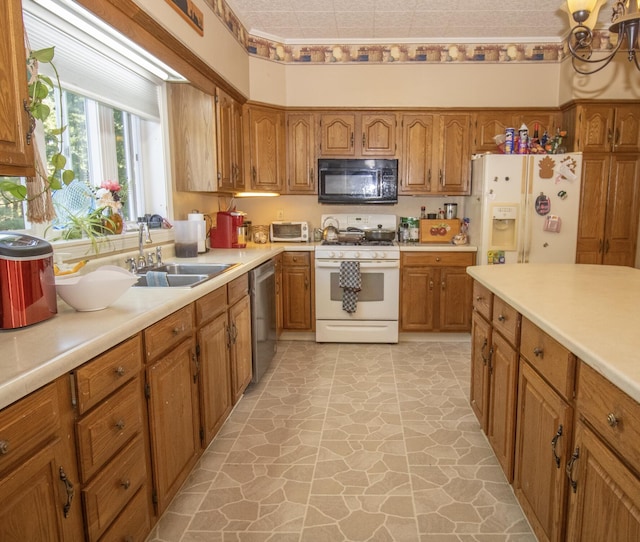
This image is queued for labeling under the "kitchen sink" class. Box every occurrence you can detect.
[133,262,240,288]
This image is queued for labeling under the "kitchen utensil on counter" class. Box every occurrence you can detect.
[347,225,396,242]
[55,266,137,311]
[444,203,458,219]
[0,232,57,329]
[321,217,339,242]
[174,220,199,257]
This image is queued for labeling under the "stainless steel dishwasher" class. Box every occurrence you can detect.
[249,259,277,384]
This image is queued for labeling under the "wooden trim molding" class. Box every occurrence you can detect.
[73,0,246,103]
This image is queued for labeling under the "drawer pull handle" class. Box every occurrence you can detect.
[475,295,483,302]
[59,466,75,518]
[607,413,619,427]
[115,366,125,377]
[533,347,544,358]
[172,326,181,335]
[566,447,580,493]
[551,424,563,468]
[0,440,9,455]
[121,479,131,490]
[115,420,126,430]
[497,314,506,322]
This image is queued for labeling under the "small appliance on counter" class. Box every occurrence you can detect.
[210,211,246,248]
[0,232,57,329]
[270,221,309,242]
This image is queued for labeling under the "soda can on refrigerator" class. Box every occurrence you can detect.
[505,128,515,154]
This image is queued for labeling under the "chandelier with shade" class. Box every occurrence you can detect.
[566,0,640,74]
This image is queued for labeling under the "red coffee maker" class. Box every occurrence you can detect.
[210,211,246,248]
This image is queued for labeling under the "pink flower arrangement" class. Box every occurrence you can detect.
[96,179,122,211]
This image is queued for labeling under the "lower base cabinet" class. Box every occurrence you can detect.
[227,274,253,403]
[281,252,313,331]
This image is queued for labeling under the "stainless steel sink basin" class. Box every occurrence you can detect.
[134,274,211,288]
[133,262,240,288]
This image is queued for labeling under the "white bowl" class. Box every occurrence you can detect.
[56,266,137,311]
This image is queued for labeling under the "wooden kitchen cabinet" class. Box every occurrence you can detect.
[216,87,244,191]
[274,253,284,337]
[514,318,576,542]
[318,112,398,157]
[571,103,640,153]
[282,251,314,331]
[167,83,218,192]
[0,0,35,176]
[470,310,492,427]
[400,252,474,332]
[144,304,200,515]
[227,274,253,403]
[286,112,317,193]
[0,378,84,541]
[195,286,233,447]
[575,153,640,266]
[399,112,471,195]
[244,104,286,192]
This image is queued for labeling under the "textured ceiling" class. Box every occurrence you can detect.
[223,0,613,44]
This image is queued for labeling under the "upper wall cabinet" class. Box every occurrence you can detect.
[167,83,218,192]
[215,87,244,192]
[571,103,640,153]
[243,104,286,192]
[318,112,398,157]
[286,112,317,194]
[0,0,35,176]
[400,112,471,195]
[472,110,560,153]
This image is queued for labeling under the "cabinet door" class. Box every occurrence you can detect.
[487,331,519,482]
[470,311,492,430]
[274,254,284,338]
[216,88,243,191]
[566,420,640,542]
[0,0,35,175]
[319,113,356,156]
[514,361,572,542]
[612,104,640,153]
[361,113,397,156]
[577,105,614,153]
[167,83,217,192]
[146,338,200,514]
[282,263,312,330]
[198,312,232,446]
[576,154,609,264]
[473,111,513,153]
[438,267,472,331]
[400,266,437,331]
[437,114,471,195]
[602,154,640,266]
[229,295,252,403]
[400,114,435,194]
[246,106,285,191]
[286,112,317,194]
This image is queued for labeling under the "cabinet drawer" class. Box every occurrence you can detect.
[492,296,521,347]
[196,285,227,325]
[283,252,310,266]
[520,317,576,400]
[0,382,60,473]
[472,281,493,321]
[75,335,142,414]
[98,485,150,542]
[83,434,147,542]
[76,378,143,482]
[577,362,640,471]
[401,251,475,267]
[144,304,194,360]
[227,273,249,305]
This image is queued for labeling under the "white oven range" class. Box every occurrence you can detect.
[315,214,399,343]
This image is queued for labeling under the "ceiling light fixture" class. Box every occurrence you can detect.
[566,0,640,74]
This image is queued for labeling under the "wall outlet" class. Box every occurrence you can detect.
[277,209,284,220]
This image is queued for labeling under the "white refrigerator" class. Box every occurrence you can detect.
[467,153,583,265]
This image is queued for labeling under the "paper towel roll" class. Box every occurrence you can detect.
[187,213,206,253]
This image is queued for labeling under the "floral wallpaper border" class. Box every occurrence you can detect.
[202,0,614,65]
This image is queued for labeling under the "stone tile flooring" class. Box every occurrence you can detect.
[145,340,536,542]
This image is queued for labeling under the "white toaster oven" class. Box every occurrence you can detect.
[270,221,309,242]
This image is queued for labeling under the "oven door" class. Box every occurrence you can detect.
[314,259,399,320]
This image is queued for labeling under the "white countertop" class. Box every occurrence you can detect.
[467,264,640,403]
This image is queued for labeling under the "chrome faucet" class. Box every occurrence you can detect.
[137,218,152,270]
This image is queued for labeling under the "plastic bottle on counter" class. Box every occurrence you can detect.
[438,208,445,219]
[420,206,426,219]
[400,223,410,243]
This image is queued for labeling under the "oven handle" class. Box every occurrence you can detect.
[315,260,399,269]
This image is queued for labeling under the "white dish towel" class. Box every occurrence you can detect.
[339,261,361,313]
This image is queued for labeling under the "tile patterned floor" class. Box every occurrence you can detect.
[145,340,536,542]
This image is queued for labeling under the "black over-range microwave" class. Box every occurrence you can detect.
[318,159,398,204]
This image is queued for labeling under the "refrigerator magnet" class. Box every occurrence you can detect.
[535,192,551,215]
[557,190,567,200]
[544,215,562,233]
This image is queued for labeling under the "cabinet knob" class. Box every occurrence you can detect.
[533,347,544,358]
[435,257,441,262]
[475,295,483,302]
[607,413,619,427]
[172,326,181,336]
[115,420,126,430]
[497,314,506,322]
[0,440,9,455]
[121,479,131,490]
[115,366,126,377]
